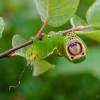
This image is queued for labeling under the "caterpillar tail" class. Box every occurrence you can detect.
[9,63,29,90]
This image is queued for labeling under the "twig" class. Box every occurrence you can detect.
[0,40,33,58]
[62,25,91,34]
[36,0,50,39]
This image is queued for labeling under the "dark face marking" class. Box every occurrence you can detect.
[71,43,77,47]
[82,52,84,55]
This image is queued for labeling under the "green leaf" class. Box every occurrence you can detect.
[12,34,27,57]
[34,0,80,27]
[32,60,55,76]
[70,15,94,31]
[70,15,88,27]
[86,0,100,28]
[0,17,5,38]
[76,30,100,42]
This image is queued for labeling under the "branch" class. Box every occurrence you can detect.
[0,40,33,58]
[36,0,50,39]
[62,25,90,34]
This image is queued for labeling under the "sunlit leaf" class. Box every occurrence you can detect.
[86,0,100,28]
[0,17,5,38]
[33,60,55,76]
[12,34,27,57]
[75,30,100,42]
[70,15,99,42]
[34,0,80,27]
[70,15,94,31]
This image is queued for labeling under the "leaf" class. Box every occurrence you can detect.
[76,30,100,42]
[86,0,100,28]
[34,0,80,27]
[70,15,94,31]
[32,60,55,76]
[0,17,5,38]
[70,15,100,42]
[12,34,27,57]
[70,15,88,27]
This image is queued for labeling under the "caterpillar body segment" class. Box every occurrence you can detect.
[26,32,63,63]
[26,31,88,64]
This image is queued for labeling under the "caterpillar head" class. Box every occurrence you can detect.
[64,33,88,64]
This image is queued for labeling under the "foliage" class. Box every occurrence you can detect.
[86,0,100,28]
[34,0,80,27]
[33,60,55,76]
[0,17,4,38]
[12,34,27,57]
[0,0,100,100]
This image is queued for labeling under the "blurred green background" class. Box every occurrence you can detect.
[0,0,100,100]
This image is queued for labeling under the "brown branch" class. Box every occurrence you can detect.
[36,0,50,39]
[62,25,91,34]
[0,39,33,58]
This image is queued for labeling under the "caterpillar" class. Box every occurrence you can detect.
[9,31,88,90]
[26,31,88,64]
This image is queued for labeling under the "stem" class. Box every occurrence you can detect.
[0,40,33,58]
[36,0,50,39]
[62,25,91,34]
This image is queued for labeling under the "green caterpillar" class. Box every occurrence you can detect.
[9,31,88,90]
[26,31,88,64]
